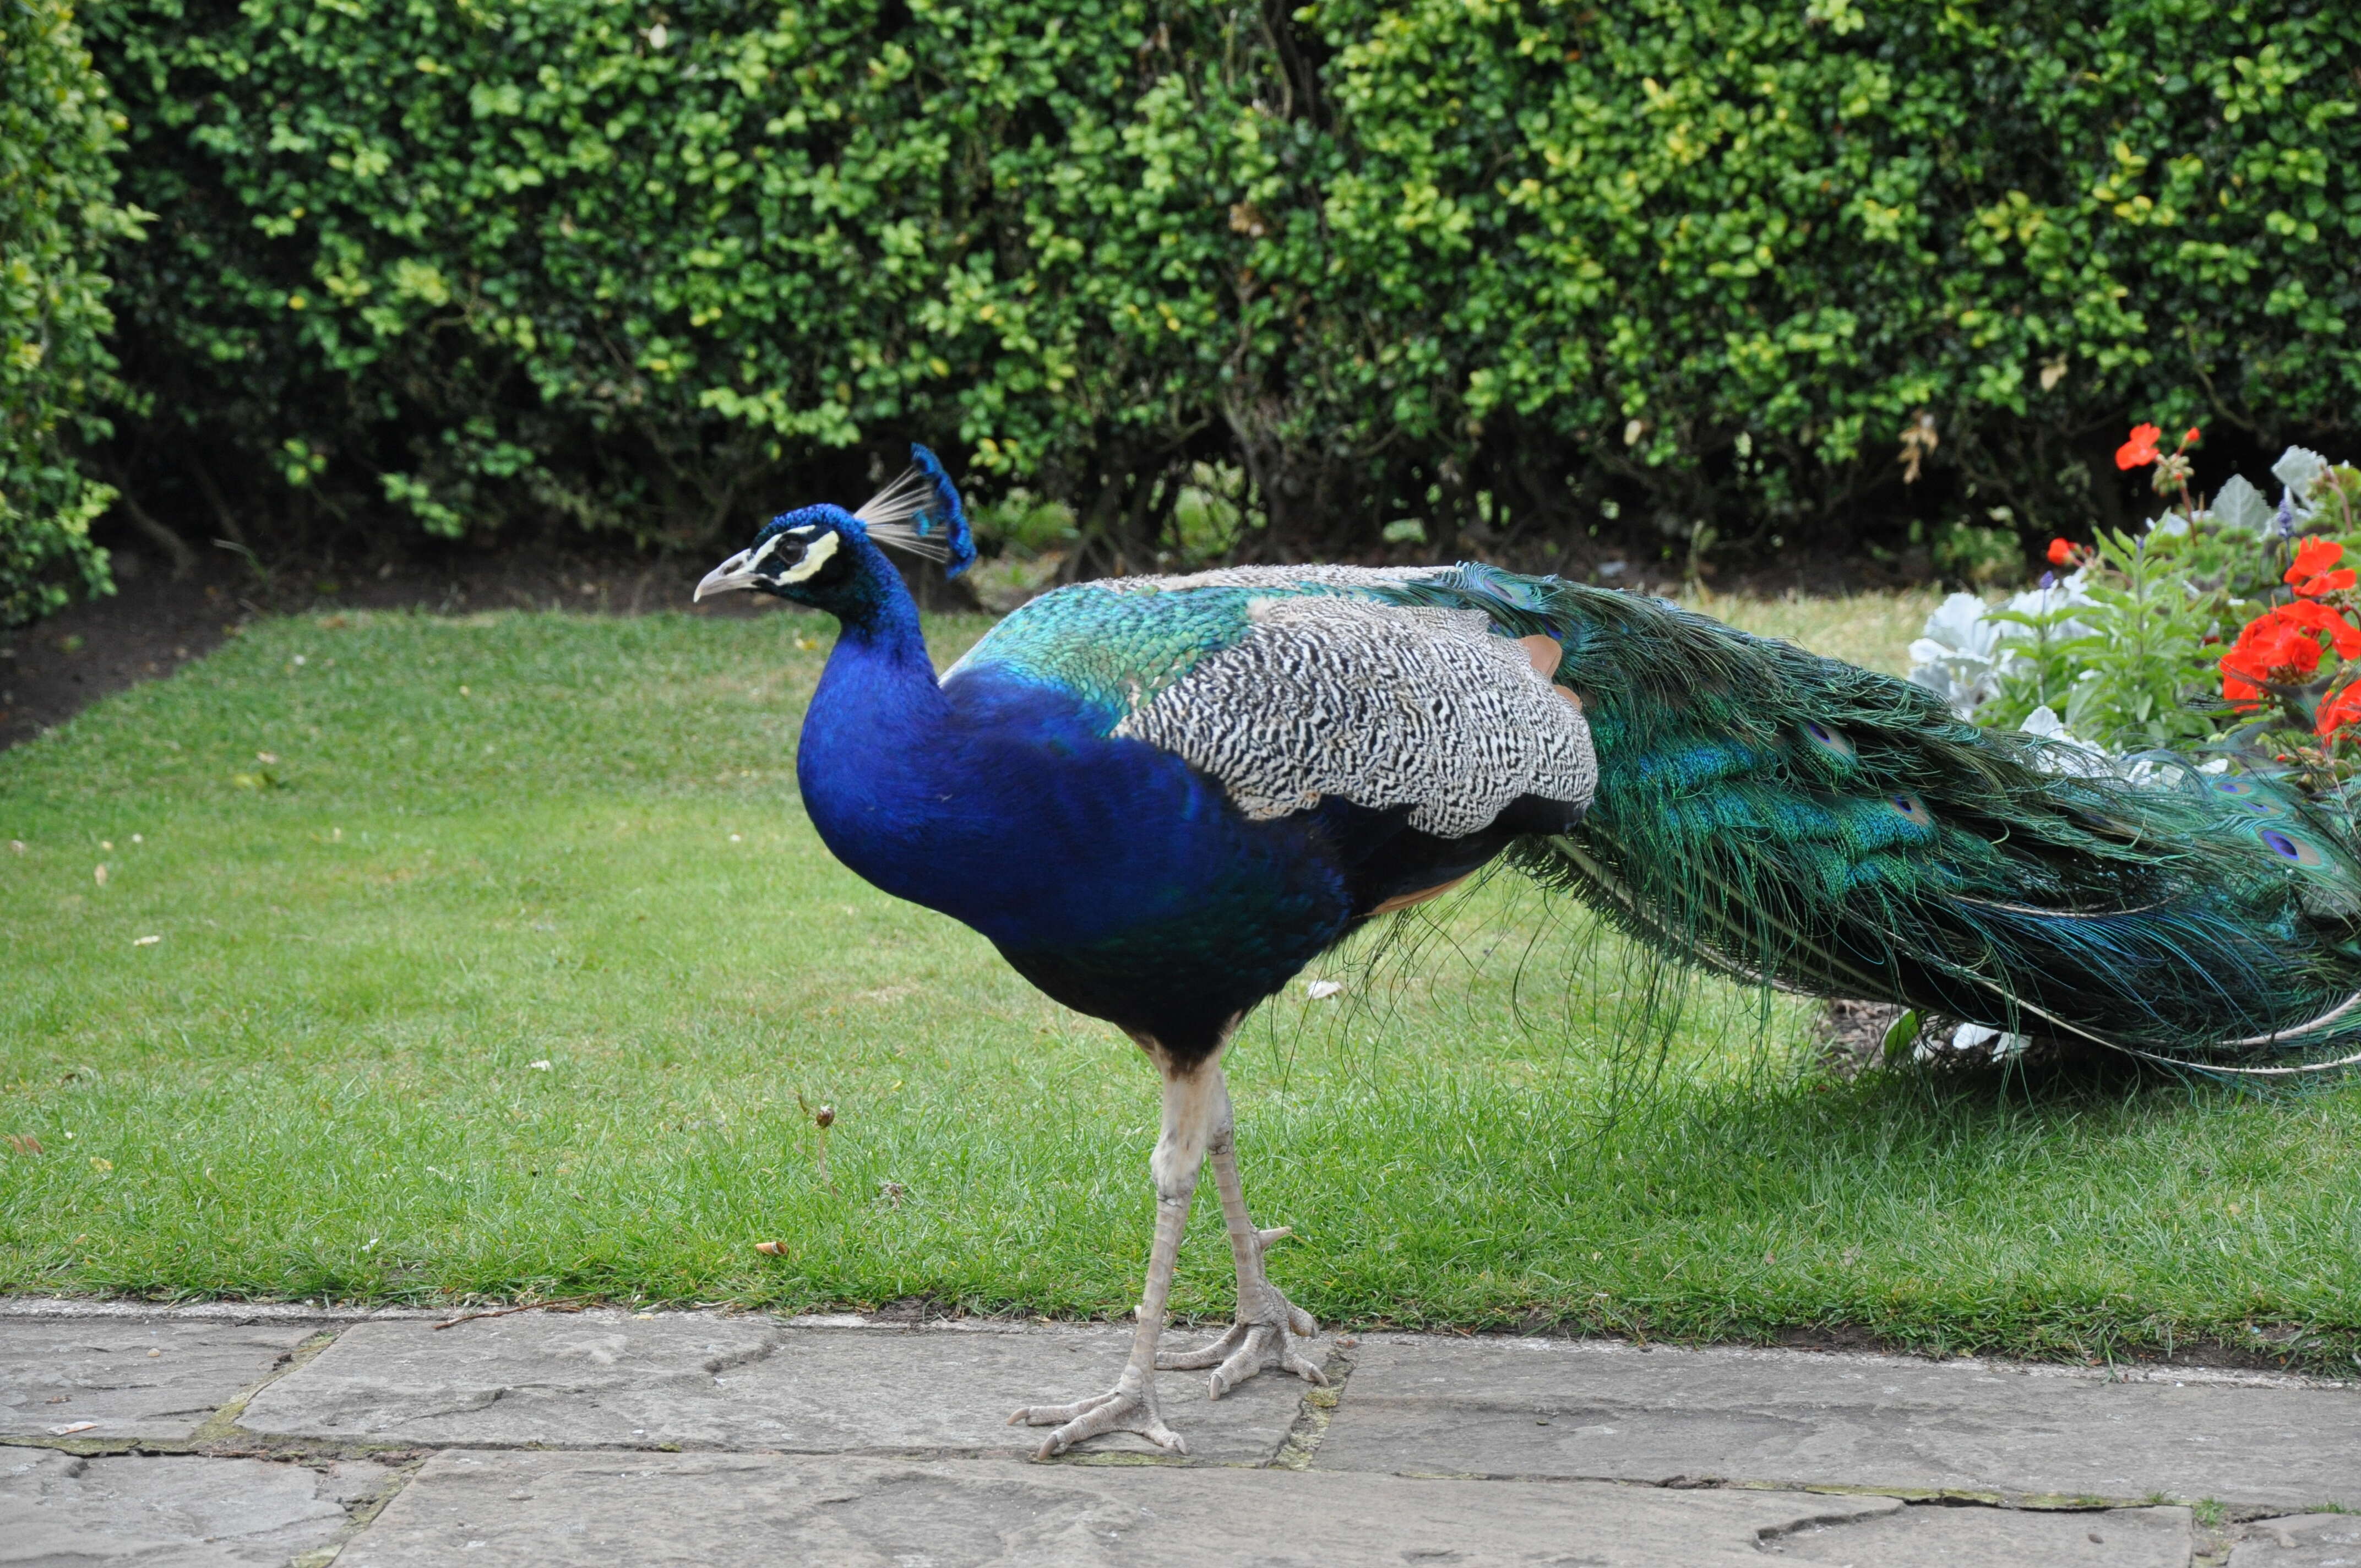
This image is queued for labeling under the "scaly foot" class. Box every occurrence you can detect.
[1156,1225,1328,1398]
[1156,1307,1326,1397]
[1008,1383,1185,1460]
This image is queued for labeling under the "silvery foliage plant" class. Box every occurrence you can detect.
[1906,575,2096,719]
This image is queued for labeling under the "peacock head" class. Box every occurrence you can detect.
[694,445,974,614]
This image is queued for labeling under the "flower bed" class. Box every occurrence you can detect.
[1908,431,2361,786]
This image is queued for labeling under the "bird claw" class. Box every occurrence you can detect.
[1008,1386,1187,1460]
[1156,1293,1326,1398]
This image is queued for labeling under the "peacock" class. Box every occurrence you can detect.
[695,447,2361,1459]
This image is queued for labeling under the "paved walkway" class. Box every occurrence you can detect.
[4,1298,2356,1566]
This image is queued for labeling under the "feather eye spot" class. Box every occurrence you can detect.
[2210,776,2287,816]
[1885,792,1933,827]
[2258,825,2329,869]
[1800,719,1858,764]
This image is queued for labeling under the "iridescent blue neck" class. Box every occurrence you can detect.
[797,539,949,856]
[822,538,933,676]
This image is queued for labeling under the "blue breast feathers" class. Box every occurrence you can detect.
[798,662,1351,964]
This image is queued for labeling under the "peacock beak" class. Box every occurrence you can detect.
[694,548,760,601]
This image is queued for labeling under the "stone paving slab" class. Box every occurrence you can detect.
[0,1319,323,1440]
[8,1304,2355,1566]
[2228,1513,2361,1567]
[333,1448,1930,1568]
[236,1314,1305,1462]
[0,1447,367,1566]
[1769,1503,2193,1566]
[1318,1335,2361,1509]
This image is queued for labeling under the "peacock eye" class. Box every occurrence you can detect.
[2258,825,2330,869]
[2208,776,2287,816]
[770,526,842,584]
[747,530,813,578]
[1799,718,1857,764]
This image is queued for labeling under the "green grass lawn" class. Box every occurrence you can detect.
[3,591,2357,1370]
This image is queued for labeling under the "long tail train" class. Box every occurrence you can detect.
[1371,565,2361,1076]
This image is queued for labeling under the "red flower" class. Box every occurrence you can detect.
[2115,423,2163,470]
[2286,538,2356,598]
[2046,537,2076,567]
[2219,601,2360,707]
[2319,683,2361,739]
[2281,598,2361,656]
[2221,633,2313,707]
[2182,426,2201,448]
[2289,537,2342,579]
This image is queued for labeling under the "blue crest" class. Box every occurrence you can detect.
[855,444,976,579]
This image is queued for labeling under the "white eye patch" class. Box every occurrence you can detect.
[775,528,841,584]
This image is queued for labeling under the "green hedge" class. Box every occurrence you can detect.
[1292,0,2360,560]
[2,0,136,625]
[90,0,1256,562]
[75,0,2361,577]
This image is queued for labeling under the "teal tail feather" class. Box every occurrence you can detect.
[1374,565,2361,1075]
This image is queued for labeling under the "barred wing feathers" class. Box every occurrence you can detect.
[946,565,1597,839]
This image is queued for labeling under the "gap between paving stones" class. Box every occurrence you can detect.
[286,1455,433,1568]
[1263,1341,1356,1471]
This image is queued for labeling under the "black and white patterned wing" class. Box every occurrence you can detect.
[1111,592,1597,837]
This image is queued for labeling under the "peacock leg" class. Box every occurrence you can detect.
[1154,1068,1327,1397]
[1007,1049,1217,1458]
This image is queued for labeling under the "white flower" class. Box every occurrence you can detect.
[1304,979,1343,1000]
[2272,446,2328,506]
[2018,706,2062,738]
[2019,704,2083,746]
[1921,591,2003,659]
